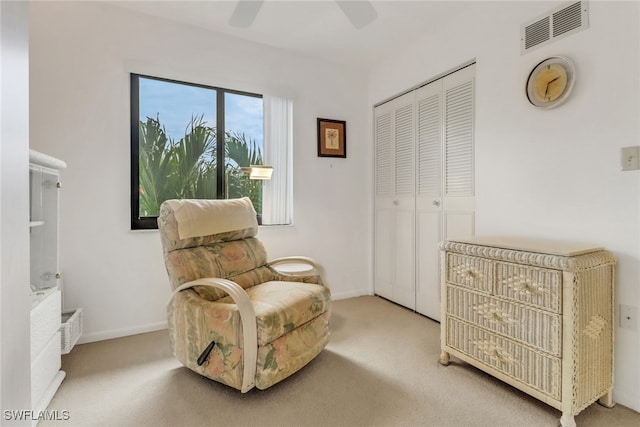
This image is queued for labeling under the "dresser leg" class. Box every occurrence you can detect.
[439,351,450,366]
[598,390,615,408]
[560,412,576,427]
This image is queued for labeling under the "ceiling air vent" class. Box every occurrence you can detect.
[521,1,589,55]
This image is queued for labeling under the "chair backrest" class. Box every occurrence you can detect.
[158,198,272,298]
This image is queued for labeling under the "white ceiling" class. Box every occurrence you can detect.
[106,1,470,69]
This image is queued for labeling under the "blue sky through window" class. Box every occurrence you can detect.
[138,77,263,150]
[139,78,216,141]
[225,92,263,147]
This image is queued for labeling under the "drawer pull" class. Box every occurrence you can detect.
[492,313,506,323]
[519,283,538,295]
[463,269,477,279]
[475,341,517,365]
[451,264,480,280]
[491,349,514,364]
[503,275,547,296]
[473,304,516,325]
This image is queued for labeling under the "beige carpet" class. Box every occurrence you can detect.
[42,296,639,427]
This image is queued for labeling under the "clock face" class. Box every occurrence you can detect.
[526,57,574,109]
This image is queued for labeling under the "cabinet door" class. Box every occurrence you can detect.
[374,92,416,309]
[30,166,60,291]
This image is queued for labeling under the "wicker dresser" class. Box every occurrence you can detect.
[439,237,615,427]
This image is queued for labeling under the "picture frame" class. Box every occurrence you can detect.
[317,118,346,158]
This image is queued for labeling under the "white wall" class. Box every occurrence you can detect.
[28,1,371,343]
[368,0,640,412]
[1,1,31,423]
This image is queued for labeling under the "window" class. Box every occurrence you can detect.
[130,74,290,230]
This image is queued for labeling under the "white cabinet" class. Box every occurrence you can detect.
[29,150,66,420]
[374,64,476,319]
[439,236,615,427]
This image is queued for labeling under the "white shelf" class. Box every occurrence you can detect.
[29,149,67,171]
[30,221,45,228]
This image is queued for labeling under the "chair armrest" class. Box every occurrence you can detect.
[267,256,327,287]
[170,278,257,393]
[268,256,320,269]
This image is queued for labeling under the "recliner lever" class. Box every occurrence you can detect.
[197,341,217,366]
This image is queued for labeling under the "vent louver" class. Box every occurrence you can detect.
[553,1,583,37]
[521,1,589,54]
[525,16,550,50]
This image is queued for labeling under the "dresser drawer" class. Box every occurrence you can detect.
[446,253,493,294]
[446,317,561,400]
[495,262,562,313]
[446,286,561,355]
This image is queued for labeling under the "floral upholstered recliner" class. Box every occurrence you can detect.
[158,197,331,392]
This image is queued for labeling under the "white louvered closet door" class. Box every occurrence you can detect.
[415,63,475,320]
[374,91,416,310]
[442,65,475,243]
[415,79,444,318]
[375,64,475,318]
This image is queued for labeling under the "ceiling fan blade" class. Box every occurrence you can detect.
[229,0,265,28]
[336,1,378,29]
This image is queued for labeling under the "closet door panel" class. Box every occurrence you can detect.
[416,210,441,318]
[443,65,475,201]
[374,92,416,308]
[374,206,394,300]
[415,80,443,318]
[416,81,442,200]
[442,64,476,297]
[394,102,415,197]
[374,105,394,302]
[375,110,393,199]
[393,206,416,310]
[390,92,415,309]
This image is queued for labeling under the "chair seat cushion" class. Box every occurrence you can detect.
[219,281,331,345]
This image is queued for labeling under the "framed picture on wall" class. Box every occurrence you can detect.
[317,118,346,158]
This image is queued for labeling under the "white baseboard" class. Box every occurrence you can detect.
[613,389,640,413]
[331,289,372,300]
[77,321,168,345]
[32,370,66,426]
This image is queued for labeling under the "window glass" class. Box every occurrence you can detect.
[137,77,217,219]
[131,74,269,230]
[224,93,265,218]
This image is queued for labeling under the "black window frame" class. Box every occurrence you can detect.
[130,73,263,230]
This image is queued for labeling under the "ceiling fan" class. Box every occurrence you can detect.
[229,0,378,29]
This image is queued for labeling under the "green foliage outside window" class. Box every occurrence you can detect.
[138,114,263,217]
[225,131,264,214]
